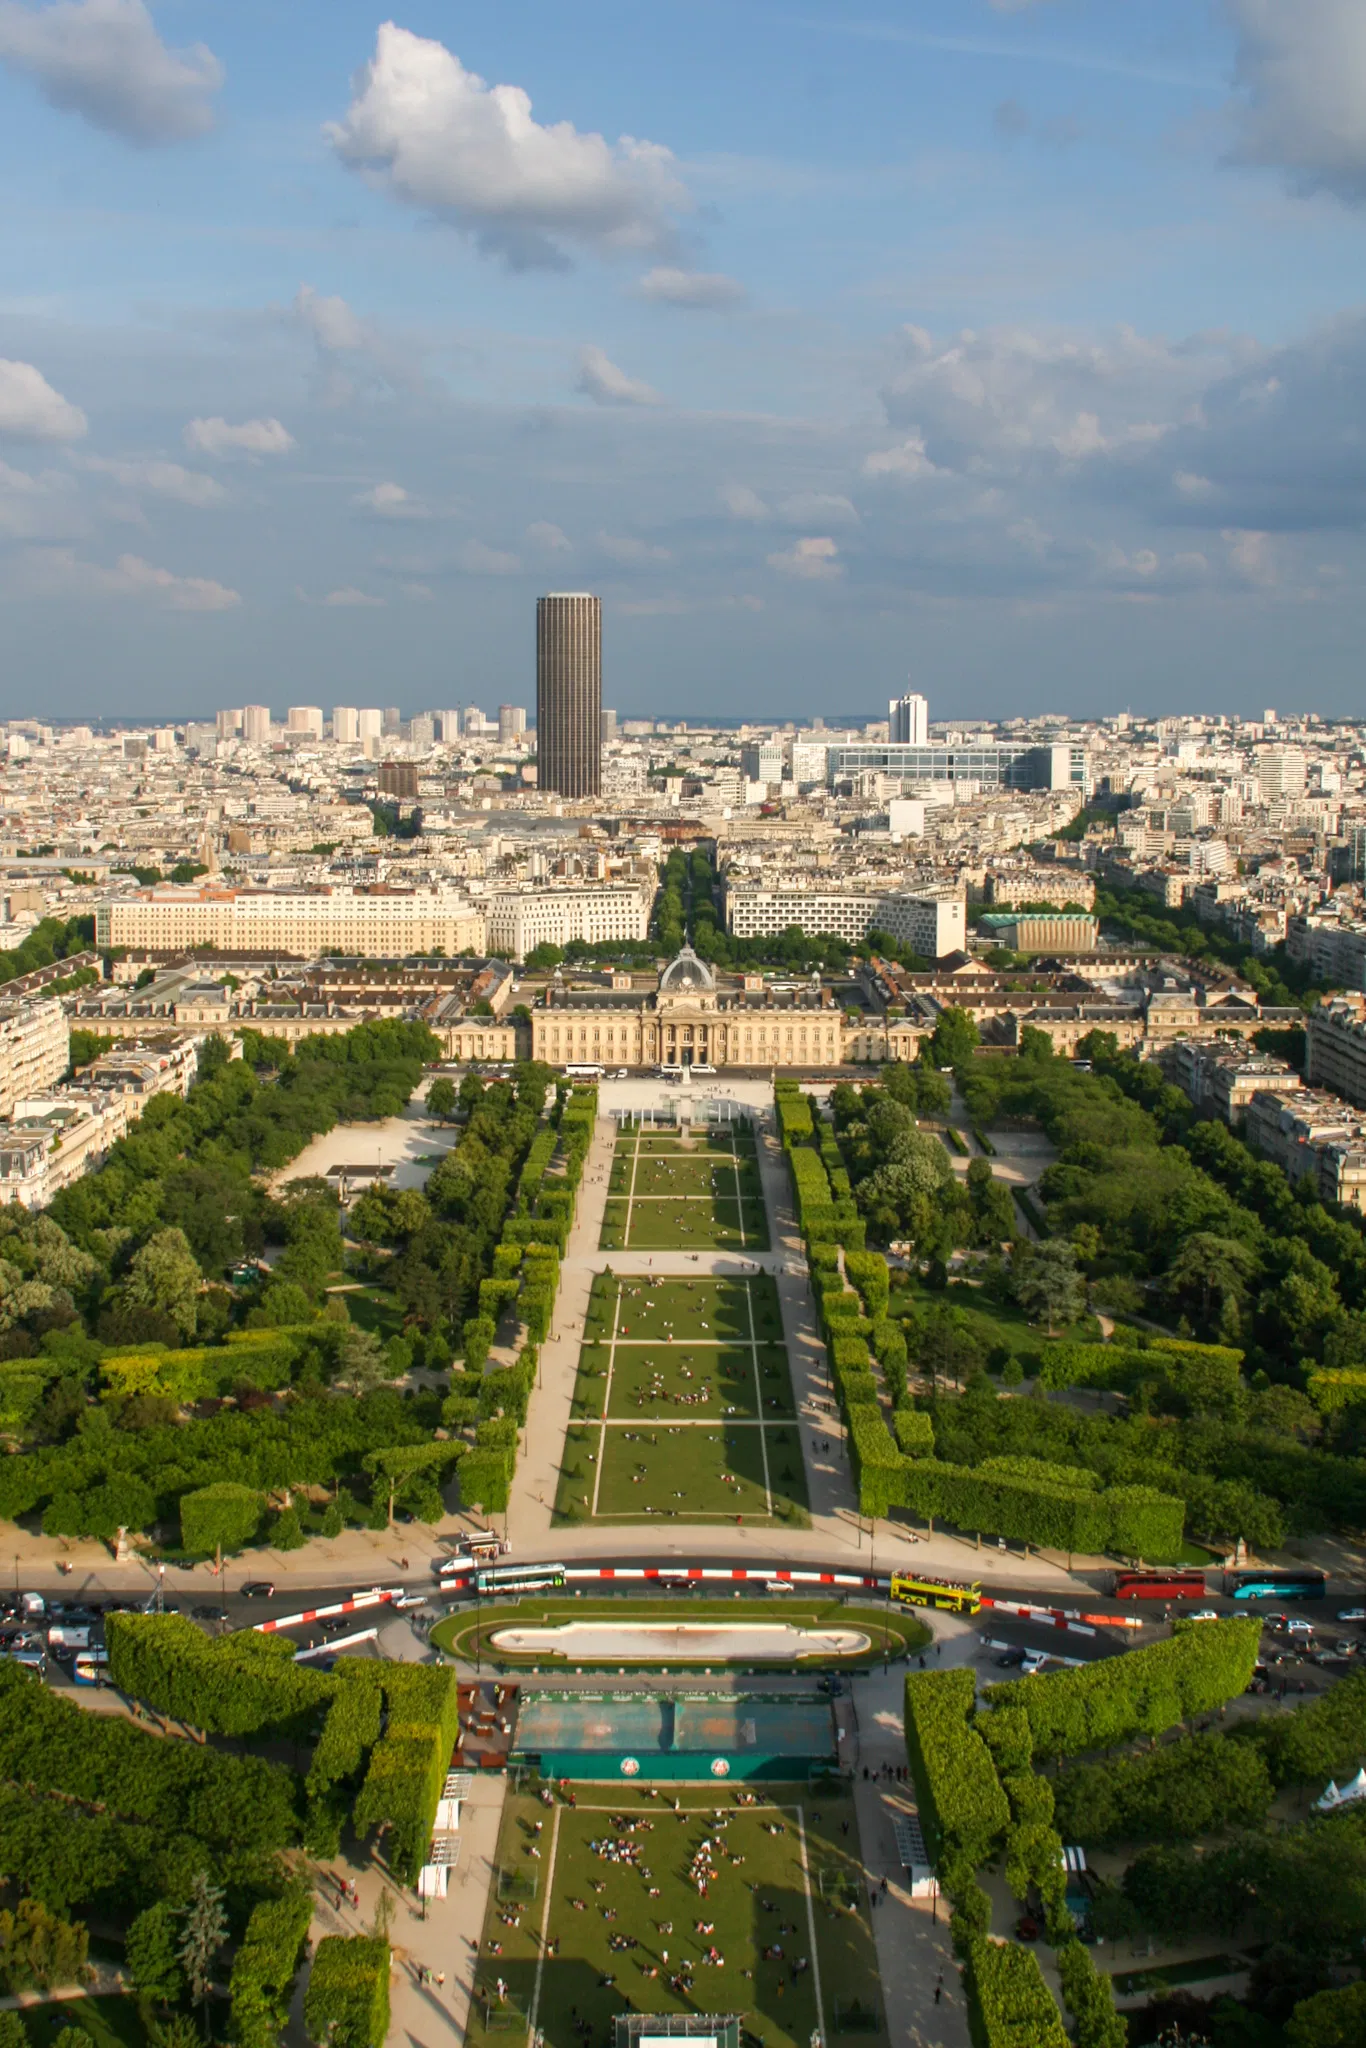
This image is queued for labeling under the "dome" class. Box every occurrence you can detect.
[658,944,716,993]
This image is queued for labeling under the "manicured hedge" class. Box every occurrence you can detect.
[893,1409,935,1458]
[894,1456,1184,1559]
[904,1669,1010,1867]
[962,1937,1068,2048]
[1307,1368,1366,1415]
[1056,1939,1126,2048]
[307,1663,385,1798]
[304,1935,390,2048]
[984,1617,1261,1760]
[351,1666,460,1882]
[849,1406,904,1514]
[230,1887,314,2048]
[106,1614,333,1739]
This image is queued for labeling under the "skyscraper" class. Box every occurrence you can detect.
[889,691,929,745]
[242,705,271,743]
[537,593,601,798]
[333,706,359,744]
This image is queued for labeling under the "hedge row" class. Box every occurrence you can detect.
[855,1449,1183,1556]
[303,1935,390,2048]
[1056,1940,1127,2048]
[351,1665,461,1882]
[904,1668,1010,1867]
[106,1613,333,1740]
[1306,1367,1366,1415]
[230,1887,314,2048]
[984,1616,1261,1759]
[1034,1341,1245,1410]
[97,1326,312,1404]
[774,1077,814,1143]
[962,1937,1068,2048]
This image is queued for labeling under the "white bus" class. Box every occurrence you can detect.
[659,1064,684,1082]
[565,1063,605,1080]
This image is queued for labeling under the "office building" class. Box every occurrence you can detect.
[1257,747,1306,803]
[436,709,460,743]
[241,706,271,744]
[724,883,966,958]
[827,741,1086,794]
[333,706,359,745]
[357,708,382,741]
[601,708,618,743]
[463,706,488,737]
[740,741,785,785]
[537,592,601,798]
[499,705,527,743]
[889,692,929,745]
[408,713,435,747]
[286,706,323,740]
[216,708,242,739]
[486,882,652,960]
[383,706,401,735]
[94,887,486,959]
[379,760,419,801]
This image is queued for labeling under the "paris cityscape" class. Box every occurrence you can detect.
[0,7,1363,2048]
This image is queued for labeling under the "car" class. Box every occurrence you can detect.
[1337,1608,1366,1623]
[994,1647,1027,1668]
[1336,1640,1359,1657]
[318,1615,354,1636]
[1187,1609,1221,1622]
[191,1604,229,1623]
[1021,1650,1054,1675]
[140,1599,180,1616]
[1285,1618,1315,1638]
[615,1068,628,1079]
[239,1581,276,1599]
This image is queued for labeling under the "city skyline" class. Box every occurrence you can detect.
[1,4,1365,719]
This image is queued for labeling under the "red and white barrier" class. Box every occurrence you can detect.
[255,1589,398,1634]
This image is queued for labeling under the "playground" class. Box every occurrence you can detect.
[464,1784,888,2048]
[601,1126,770,1252]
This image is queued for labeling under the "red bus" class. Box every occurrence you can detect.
[1113,1570,1207,1601]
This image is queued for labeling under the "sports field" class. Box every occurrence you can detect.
[464,1785,888,2048]
[557,1276,808,1526]
[601,1126,770,1252]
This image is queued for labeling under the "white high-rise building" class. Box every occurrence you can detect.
[1258,747,1306,803]
[242,705,271,744]
[287,706,323,739]
[357,708,383,740]
[333,706,359,744]
[498,705,527,742]
[408,712,435,746]
[889,691,929,745]
[438,709,460,742]
[463,705,486,736]
[216,708,242,738]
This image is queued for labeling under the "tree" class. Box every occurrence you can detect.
[177,1872,227,2027]
[0,1898,88,1992]
[270,1505,305,1551]
[114,1228,202,1339]
[928,1007,979,1069]
[1164,1232,1258,1327]
[524,943,564,972]
[426,1078,456,1121]
[1011,1240,1084,1335]
[0,2016,27,2048]
[1018,1025,1055,1063]
[1287,1981,1366,2048]
[336,1326,388,1395]
[126,1901,184,2006]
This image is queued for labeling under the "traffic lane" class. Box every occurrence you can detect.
[975,1617,1130,1667]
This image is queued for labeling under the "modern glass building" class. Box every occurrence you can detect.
[828,741,1087,792]
[537,592,601,798]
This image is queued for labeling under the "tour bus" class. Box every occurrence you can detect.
[889,1572,983,1616]
[691,1063,717,1077]
[473,1562,567,1596]
[72,1649,111,1686]
[0,1647,45,1676]
[1225,1568,1327,1602]
[565,1063,605,1080]
[1113,1570,1208,1602]
[659,1063,685,1082]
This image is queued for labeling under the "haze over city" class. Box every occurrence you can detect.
[1,3,1365,719]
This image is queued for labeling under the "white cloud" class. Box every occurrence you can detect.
[719,483,769,520]
[17,545,238,608]
[0,457,79,538]
[863,434,941,480]
[457,539,522,575]
[779,491,858,526]
[1224,526,1277,584]
[183,416,294,458]
[637,266,746,310]
[352,480,431,520]
[294,283,366,354]
[0,0,222,144]
[575,345,663,408]
[79,455,224,506]
[321,586,385,608]
[0,358,86,441]
[1173,469,1215,498]
[526,520,572,552]
[1226,0,1366,202]
[401,581,434,601]
[597,531,671,562]
[291,284,416,404]
[327,22,689,268]
[766,535,843,581]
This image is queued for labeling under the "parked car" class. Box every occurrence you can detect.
[191,1605,229,1623]
[1187,1610,1221,1622]
[1337,1608,1366,1622]
[995,1647,1027,1669]
[1021,1649,1054,1675]
[240,1582,276,1599]
[318,1615,354,1636]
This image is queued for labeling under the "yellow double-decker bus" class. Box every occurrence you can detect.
[889,1572,983,1615]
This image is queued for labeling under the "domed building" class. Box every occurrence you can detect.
[529,944,846,1071]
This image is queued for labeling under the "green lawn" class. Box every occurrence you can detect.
[464,1786,887,2048]
[20,1999,148,2048]
[894,1274,1101,1369]
[601,1129,770,1252]
[557,1278,804,1525]
[432,1597,930,1668]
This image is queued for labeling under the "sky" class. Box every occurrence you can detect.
[2,2,1366,724]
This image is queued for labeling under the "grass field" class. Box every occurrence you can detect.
[557,1277,807,1526]
[20,2000,145,2048]
[463,1785,887,2048]
[431,1597,930,1668]
[601,1127,769,1252]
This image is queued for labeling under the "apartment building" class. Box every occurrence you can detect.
[0,998,68,1118]
[1162,1040,1302,1127]
[1307,994,1366,1107]
[485,883,653,961]
[1244,1086,1366,1211]
[983,866,1096,909]
[1287,914,1366,991]
[723,883,966,959]
[0,1034,199,1209]
[95,886,487,959]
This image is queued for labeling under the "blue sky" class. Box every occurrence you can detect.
[1,1,1365,722]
